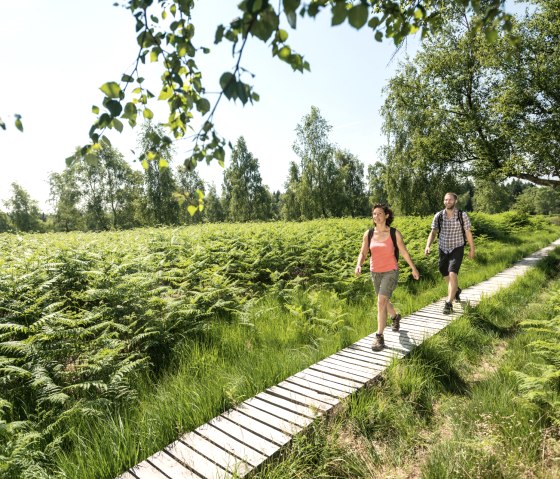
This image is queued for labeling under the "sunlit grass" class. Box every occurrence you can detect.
[55,240,560,478]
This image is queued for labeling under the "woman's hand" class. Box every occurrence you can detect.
[412,267,420,280]
[355,265,362,276]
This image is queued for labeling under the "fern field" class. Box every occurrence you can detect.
[0,213,558,478]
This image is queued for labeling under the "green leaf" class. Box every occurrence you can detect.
[159,159,169,168]
[219,72,235,90]
[122,102,138,120]
[331,1,347,26]
[100,81,122,99]
[121,74,134,83]
[196,98,211,114]
[286,10,297,28]
[158,85,174,100]
[141,159,149,170]
[92,105,100,114]
[283,0,300,14]
[100,135,112,147]
[112,118,124,132]
[215,24,225,43]
[14,117,23,132]
[106,99,123,117]
[187,205,198,216]
[348,4,368,29]
[143,108,154,119]
[375,30,383,42]
[0,117,5,130]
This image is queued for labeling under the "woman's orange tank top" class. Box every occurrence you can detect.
[370,234,398,273]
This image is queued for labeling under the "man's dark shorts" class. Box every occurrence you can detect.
[438,246,464,276]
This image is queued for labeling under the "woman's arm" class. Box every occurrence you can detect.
[396,230,420,280]
[355,230,370,275]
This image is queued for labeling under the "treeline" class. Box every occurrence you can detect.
[1,106,559,234]
[0,108,375,233]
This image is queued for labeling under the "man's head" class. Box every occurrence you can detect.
[444,192,458,210]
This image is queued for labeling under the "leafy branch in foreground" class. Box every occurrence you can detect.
[71,0,513,172]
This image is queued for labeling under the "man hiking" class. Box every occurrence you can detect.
[425,192,475,314]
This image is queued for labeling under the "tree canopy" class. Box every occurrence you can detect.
[2,1,514,175]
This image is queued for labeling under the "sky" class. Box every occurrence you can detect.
[0,1,525,212]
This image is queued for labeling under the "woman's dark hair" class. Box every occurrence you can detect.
[372,203,394,226]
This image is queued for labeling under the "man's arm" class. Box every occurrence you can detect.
[465,229,475,259]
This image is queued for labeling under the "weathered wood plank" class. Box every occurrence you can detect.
[328,352,384,373]
[309,363,369,385]
[235,402,303,435]
[336,348,391,368]
[317,358,376,380]
[290,373,351,397]
[298,367,363,390]
[266,385,334,411]
[244,397,314,428]
[116,472,138,479]
[276,379,340,406]
[128,459,173,479]
[255,391,319,419]
[149,452,201,478]
[164,440,232,479]
[179,431,252,475]
[222,408,293,446]
[195,424,270,468]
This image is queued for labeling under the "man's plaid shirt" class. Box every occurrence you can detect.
[431,209,471,254]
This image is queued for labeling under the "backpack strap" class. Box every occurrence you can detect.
[367,227,399,261]
[390,227,399,261]
[438,209,466,245]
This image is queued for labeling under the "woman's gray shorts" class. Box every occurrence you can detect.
[370,269,399,298]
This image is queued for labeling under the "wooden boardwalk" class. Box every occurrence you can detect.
[117,239,560,479]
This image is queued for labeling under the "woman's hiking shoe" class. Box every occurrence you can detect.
[443,301,453,314]
[455,287,462,302]
[371,333,385,351]
[391,313,401,332]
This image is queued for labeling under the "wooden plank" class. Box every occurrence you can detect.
[235,402,303,435]
[128,459,173,479]
[328,352,384,373]
[336,348,391,368]
[165,440,231,479]
[222,408,293,446]
[276,379,340,406]
[244,396,314,428]
[194,423,268,468]
[298,367,362,391]
[179,431,252,476]
[317,357,375,380]
[284,375,348,400]
[147,452,195,478]
[352,340,405,359]
[294,370,355,399]
[255,391,319,419]
[116,472,138,479]
[343,344,398,365]
[309,363,369,385]
[266,384,334,411]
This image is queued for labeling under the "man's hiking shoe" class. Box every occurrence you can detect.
[391,313,401,332]
[371,333,385,351]
[443,301,453,314]
[455,287,462,303]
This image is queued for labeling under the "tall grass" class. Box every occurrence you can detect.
[57,234,559,478]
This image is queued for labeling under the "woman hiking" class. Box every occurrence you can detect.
[355,204,420,351]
